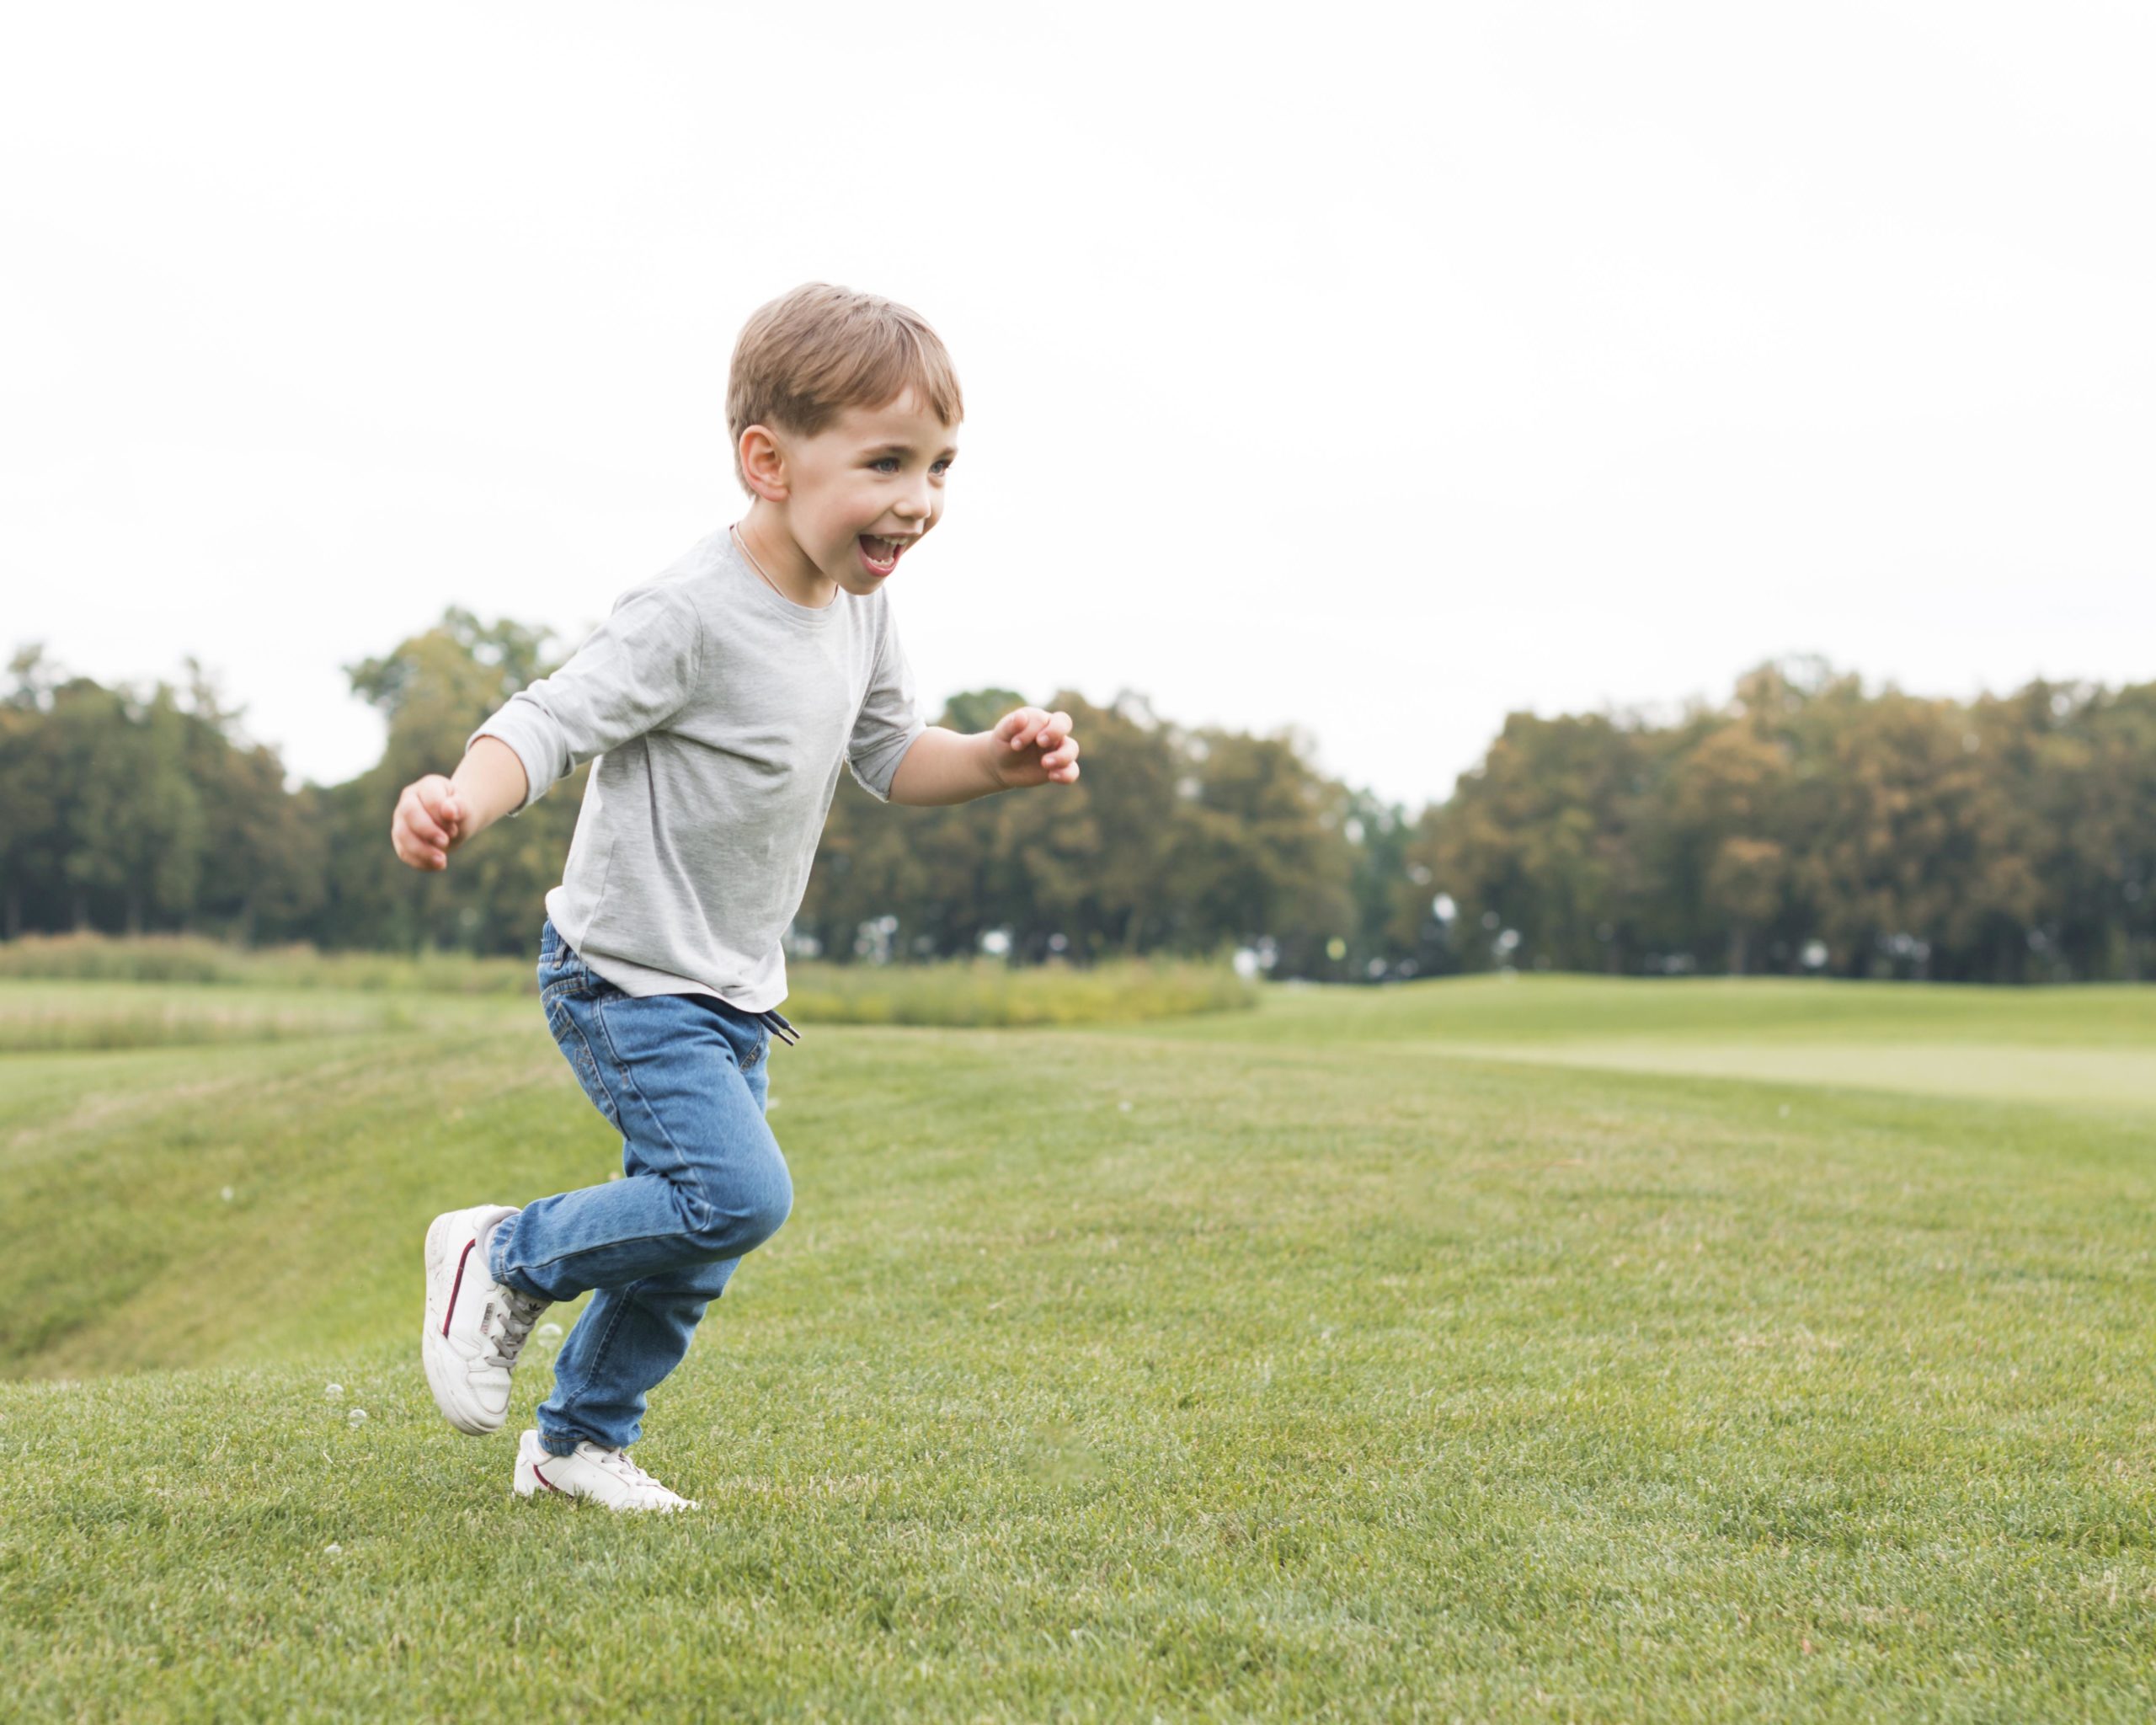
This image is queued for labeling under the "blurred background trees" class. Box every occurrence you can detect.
[3,622,2151,982]
[1393,659,2152,982]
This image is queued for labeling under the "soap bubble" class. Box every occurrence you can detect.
[1118,1101,1133,1113]
[220,1187,235,1203]
[536,1321,564,1343]
[324,1383,344,1400]
[324,1542,343,1555]
[347,1407,368,1425]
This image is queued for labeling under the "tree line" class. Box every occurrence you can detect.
[3,625,2148,982]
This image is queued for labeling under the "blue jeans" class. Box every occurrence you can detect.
[487,920,795,1455]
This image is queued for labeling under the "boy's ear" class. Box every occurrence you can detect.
[738,425,790,503]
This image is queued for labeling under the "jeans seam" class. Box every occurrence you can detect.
[547,998,622,1129]
[517,1220,730,1278]
[549,1287,638,1438]
[590,993,714,1232]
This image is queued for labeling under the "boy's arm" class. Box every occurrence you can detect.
[388,583,702,873]
[887,707,1081,807]
[390,735,529,871]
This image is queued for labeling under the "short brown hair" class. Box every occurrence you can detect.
[726,283,964,493]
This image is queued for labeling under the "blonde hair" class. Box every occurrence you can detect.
[726,283,964,493]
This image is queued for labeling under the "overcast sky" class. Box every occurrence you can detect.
[4,3,2150,809]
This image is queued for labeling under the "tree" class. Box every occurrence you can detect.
[312,609,583,953]
[1403,711,1656,973]
[1662,714,1794,975]
[1163,728,1356,972]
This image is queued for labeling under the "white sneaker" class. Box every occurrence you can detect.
[421,1204,551,1435]
[512,1429,698,1513]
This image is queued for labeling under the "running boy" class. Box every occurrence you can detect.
[388,284,1080,1511]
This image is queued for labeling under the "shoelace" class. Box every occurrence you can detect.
[477,1286,551,1373]
[591,1447,669,1495]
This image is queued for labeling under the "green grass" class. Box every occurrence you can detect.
[0,934,1253,1028]
[4,975,2154,1720]
[782,953,1255,1026]
[1154,974,2156,1114]
[0,932,537,992]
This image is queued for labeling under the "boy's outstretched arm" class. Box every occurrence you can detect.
[887,706,1081,808]
[390,735,531,871]
[391,581,702,871]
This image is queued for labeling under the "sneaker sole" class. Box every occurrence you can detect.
[421,1211,502,1437]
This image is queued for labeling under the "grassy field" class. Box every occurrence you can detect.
[4,974,2154,1721]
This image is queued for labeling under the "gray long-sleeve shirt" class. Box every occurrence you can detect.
[471,526,926,1011]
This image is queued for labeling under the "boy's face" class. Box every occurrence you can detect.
[776,388,958,597]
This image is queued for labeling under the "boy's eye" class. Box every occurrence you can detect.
[870,457,954,475]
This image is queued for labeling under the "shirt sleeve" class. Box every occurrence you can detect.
[468,583,704,812]
[845,602,928,803]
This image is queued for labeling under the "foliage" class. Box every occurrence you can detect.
[1401,660,2156,981]
[0,650,322,943]
[796,692,1358,974]
[313,610,589,955]
[6,622,2156,981]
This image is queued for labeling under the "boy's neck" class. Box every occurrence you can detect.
[734,505,838,610]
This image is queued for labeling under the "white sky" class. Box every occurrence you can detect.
[3,3,2151,809]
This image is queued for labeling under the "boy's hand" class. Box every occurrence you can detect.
[391,774,467,871]
[990,707,1081,788]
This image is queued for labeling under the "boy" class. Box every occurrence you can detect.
[389,283,1081,1511]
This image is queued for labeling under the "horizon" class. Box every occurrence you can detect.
[5,628,2131,810]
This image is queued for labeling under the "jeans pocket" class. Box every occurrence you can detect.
[539,931,621,1008]
[546,992,623,1129]
[547,936,590,1004]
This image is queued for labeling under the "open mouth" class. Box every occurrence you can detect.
[857,534,910,576]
